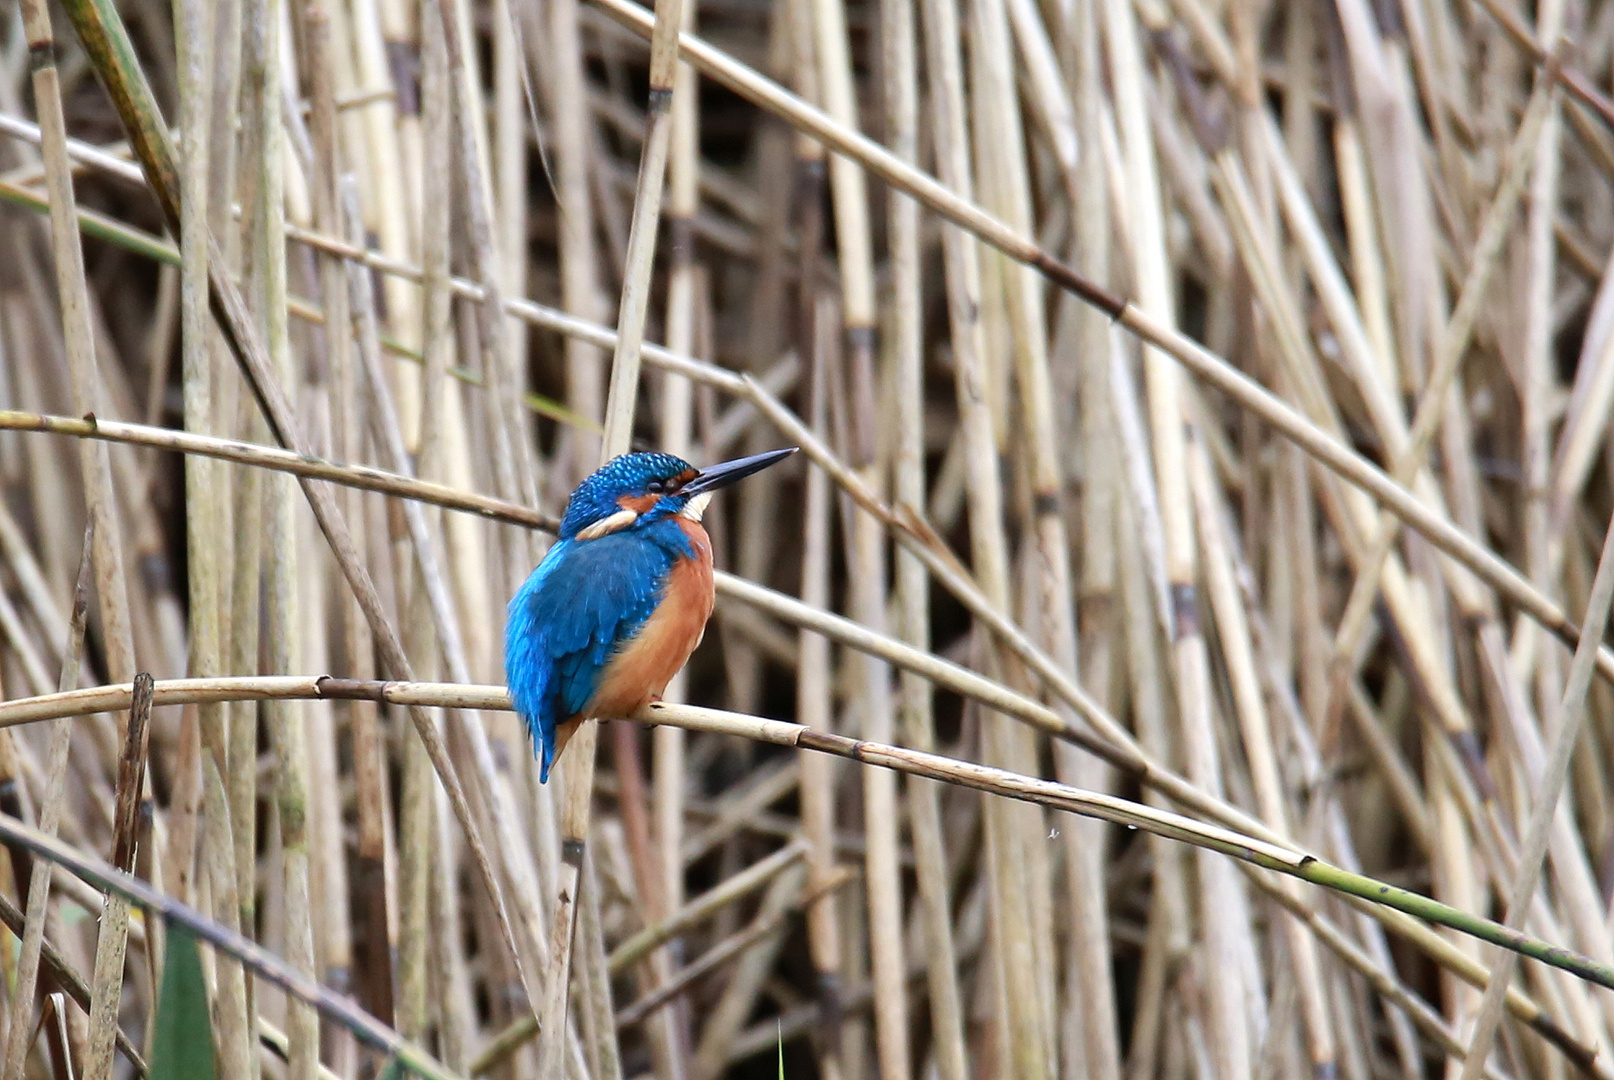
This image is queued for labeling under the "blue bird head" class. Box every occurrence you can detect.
[559,452,698,538]
[558,448,799,540]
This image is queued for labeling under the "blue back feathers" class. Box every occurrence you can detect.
[507,453,703,781]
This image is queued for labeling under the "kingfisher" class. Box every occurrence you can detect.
[506,447,798,782]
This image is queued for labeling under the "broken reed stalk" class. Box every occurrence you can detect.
[86,671,151,1080]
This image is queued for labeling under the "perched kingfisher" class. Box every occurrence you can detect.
[506,447,798,782]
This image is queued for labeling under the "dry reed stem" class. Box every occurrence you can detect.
[805,0,906,1052]
[22,50,1614,1013]
[5,673,1614,997]
[12,401,1601,1071]
[1109,0,1261,1073]
[12,4,140,1075]
[1188,436,1338,1074]
[914,0,1050,1068]
[796,292,847,1080]
[1,531,93,1077]
[169,0,216,944]
[2,402,1586,882]
[300,5,361,1061]
[249,0,317,1071]
[85,671,152,1080]
[882,0,967,1073]
[649,0,701,1056]
[536,0,693,1049]
[613,865,855,1030]
[10,3,1614,1077]
[0,887,147,1077]
[19,125,1614,708]
[72,0,551,1046]
[0,810,467,1080]
[1459,499,1614,1075]
[61,10,539,1043]
[575,0,1614,715]
[1320,69,1557,754]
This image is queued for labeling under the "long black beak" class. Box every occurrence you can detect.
[682,447,798,496]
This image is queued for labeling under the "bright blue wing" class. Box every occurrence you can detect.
[505,533,680,782]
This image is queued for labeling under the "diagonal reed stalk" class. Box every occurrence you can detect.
[2,400,1601,890]
[8,2,1614,1077]
[4,673,1614,1001]
[0,811,468,1080]
[55,0,545,1043]
[9,126,1614,717]
[1,529,93,1078]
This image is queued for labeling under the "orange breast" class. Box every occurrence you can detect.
[583,519,715,720]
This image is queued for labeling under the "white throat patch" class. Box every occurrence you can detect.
[679,492,714,522]
[575,507,639,540]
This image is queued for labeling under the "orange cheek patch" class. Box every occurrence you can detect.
[618,493,661,514]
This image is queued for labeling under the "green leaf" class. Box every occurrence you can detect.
[150,924,216,1080]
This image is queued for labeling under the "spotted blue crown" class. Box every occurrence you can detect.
[559,452,696,538]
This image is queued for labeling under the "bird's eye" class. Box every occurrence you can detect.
[646,479,666,494]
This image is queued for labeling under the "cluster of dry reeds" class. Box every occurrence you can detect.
[1,0,1613,1077]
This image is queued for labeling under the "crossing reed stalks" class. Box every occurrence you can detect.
[5,0,1614,1078]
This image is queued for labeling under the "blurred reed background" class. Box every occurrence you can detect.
[1,0,1613,1077]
